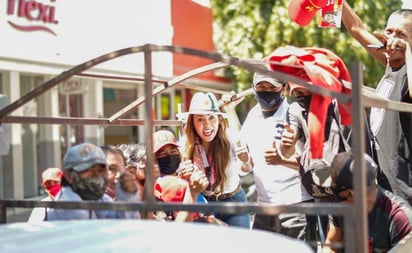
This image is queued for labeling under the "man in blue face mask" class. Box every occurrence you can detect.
[240,70,314,242]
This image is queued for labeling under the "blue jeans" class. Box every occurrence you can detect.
[209,188,250,229]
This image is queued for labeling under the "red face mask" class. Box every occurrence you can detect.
[45,184,62,198]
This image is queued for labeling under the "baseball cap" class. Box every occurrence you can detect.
[153,130,180,153]
[41,167,63,185]
[252,72,284,89]
[329,151,378,193]
[63,143,107,172]
[288,0,328,27]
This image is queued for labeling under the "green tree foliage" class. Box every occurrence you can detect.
[210,0,402,92]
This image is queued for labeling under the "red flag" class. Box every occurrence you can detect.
[269,46,352,159]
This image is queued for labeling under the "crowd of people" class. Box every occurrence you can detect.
[25,2,412,252]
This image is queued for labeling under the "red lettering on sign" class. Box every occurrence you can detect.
[6,0,58,35]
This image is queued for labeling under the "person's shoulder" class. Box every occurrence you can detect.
[241,105,261,130]
[56,186,82,201]
[287,101,305,117]
[244,104,261,118]
[380,188,412,218]
[380,188,409,205]
[42,196,52,201]
[277,98,292,113]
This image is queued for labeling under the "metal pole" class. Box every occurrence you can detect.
[65,94,71,148]
[350,61,368,253]
[0,204,6,224]
[142,44,155,203]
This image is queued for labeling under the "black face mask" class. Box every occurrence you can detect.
[294,94,312,109]
[255,91,284,110]
[71,172,107,200]
[157,154,181,175]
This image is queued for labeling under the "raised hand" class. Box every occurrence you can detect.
[234,140,249,163]
[280,123,297,158]
[177,159,195,181]
[119,171,138,194]
[189,169,209,195]
[264,141,283,165]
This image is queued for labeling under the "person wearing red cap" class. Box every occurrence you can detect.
[41,167,63,199]
[152,129,210,222]
[342,2,412,205]
[268,46,352,246]
[27,167,63,222]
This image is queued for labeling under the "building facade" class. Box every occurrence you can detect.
[0,0,232,199]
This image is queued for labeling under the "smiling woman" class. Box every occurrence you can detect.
[179,92,253,228]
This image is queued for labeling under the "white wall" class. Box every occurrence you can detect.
[403,1,412,9]
[0,0,173,77]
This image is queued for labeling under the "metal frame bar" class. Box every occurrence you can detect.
[1,43,412,252]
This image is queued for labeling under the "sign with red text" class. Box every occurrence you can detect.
[59,78,88,95]
[6,0,58,36]
[0,0,173,77]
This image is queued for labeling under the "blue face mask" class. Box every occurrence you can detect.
[255,91,284,110]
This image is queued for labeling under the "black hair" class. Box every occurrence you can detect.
[100,145,126,166]
[61,173,71,186]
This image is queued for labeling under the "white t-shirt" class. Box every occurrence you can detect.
[241,101,312,205]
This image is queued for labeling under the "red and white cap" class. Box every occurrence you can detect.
[153,130,180,154]
[41,167,63,185]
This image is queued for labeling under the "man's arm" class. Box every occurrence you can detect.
[220,91,244,131]
[321,222,344,253]
[342,1,387,65]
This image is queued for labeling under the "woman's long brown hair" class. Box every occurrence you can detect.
[184,114,230,193]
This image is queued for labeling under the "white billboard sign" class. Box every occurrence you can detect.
[0,0,173,77]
